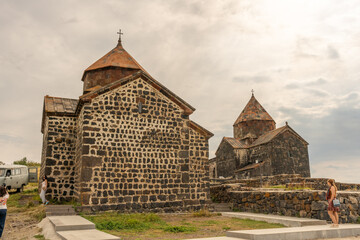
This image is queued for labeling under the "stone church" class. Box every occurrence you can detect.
[40,34,213,212]
[211,93,310,179]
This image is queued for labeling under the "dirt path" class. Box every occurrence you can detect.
[2,211,41,240]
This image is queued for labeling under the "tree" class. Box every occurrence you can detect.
[13,157,40,167]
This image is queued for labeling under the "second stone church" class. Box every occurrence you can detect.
[211,93,311,179]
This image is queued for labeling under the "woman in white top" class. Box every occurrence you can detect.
[0,186,9,238]
[40,176,49,205]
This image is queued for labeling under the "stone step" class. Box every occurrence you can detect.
[46,205,74,208]
[226,224,360,240]
[46,212,76,217]
[46,205,76,217]
[56,229,121,240]
[48,216,95,231]
[222,212,327,227]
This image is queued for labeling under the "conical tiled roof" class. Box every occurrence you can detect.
[82,40,148,79]
[234,94,274,125]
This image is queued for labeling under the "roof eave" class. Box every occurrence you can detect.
[188,120,214,140]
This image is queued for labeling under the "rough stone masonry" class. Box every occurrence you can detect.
[40,36,213,212]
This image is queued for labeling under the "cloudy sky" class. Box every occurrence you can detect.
[0,0,359,183]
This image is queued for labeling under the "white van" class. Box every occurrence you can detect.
[0,165,29,192]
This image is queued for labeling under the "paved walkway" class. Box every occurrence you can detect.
[227,224,360,240]
[187,212,360,240]
[47,215,120,240]
[222,212,327,227]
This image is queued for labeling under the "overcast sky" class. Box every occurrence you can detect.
[0,0,359,183]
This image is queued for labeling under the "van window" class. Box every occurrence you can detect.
[11,169,15,175]
[15,169,21,175]
[0,169,5,177]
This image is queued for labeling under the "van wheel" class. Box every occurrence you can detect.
[17,185,24,193]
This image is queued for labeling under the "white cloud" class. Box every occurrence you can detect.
[0,0,359,184]
[312,160,360,184]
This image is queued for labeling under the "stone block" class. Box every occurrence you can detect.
[81,168,92,181]
[311,201,327,211]
[181,164,189,171]
[81,194,90,205]
[182,173,189,183]
[46,146,52,157]
[82,156,102,167]
[179,150,189,158]
[83,138,96,144]
[349,196,358,205]
[46,158,57,166]
[82,145,89,154]
[299,210,307,217]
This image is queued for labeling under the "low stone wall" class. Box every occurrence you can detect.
[211,185,360,223]
[222,174,360,191]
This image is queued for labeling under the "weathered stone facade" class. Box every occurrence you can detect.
[213,94,310,179]
[211,183,360,223]
[40,37,213,212]
[40,111,78,201]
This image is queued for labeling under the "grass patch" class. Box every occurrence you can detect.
[34,234,45,240]
[7,183,46,222]
[192,209,213,217]
[85,212,286,240]
[164,225,197,233]
[84,213,166,232]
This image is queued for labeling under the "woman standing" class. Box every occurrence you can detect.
[0,186,9,238]
[326,179,340,227]
[40,176,49,205]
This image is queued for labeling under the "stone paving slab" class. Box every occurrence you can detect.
[56,229,121,240]
[222,212,327,227]
[48,215,95,231]
[226,224,360,240]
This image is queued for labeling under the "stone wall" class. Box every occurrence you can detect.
[211,179,360,223]
[83,67,138,92]
[40,116,77,201]
[215,142,237,178]
[76,78,210,212]
[269,131,310,177]
[228,190,360,223]
[225,174,360,191]
[233,120,275,139]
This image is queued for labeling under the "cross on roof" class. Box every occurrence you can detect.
[117,29,123,44]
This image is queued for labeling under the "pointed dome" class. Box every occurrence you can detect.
[81,37,150,93]
[234,94,274,125]
[84,42,145,73]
